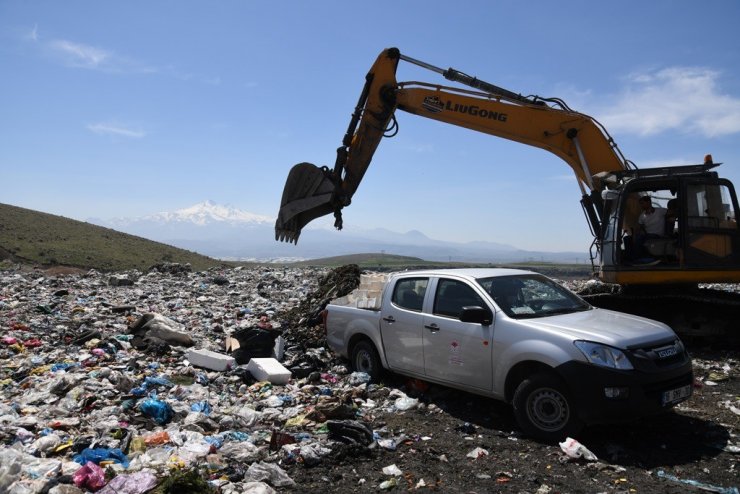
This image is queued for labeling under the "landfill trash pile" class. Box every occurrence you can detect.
[0,263,738,493]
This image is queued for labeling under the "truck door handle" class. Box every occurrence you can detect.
[424,323,440,332]
[382,316,395,323]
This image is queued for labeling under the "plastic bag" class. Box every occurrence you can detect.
[73,447,130,468]
[245,461,295,487]
[73,461,107,491]
[191,400,212,415]
[144,431,171,446]
[558,437,597,461]
[98,471,159,494]
[139,397,174,425]
[231,327,280,364]
[382,464,403,476]
[0,449,24,491]
[394,396,419,410]
[326,420,373,446]
[348,372,371,385]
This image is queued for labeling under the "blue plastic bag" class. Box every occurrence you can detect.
[190,400,211,415]
[139,397,174,425]
[73,448,130,468]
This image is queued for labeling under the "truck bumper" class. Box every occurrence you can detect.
[555,360,693,425]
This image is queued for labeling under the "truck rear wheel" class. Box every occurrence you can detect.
[350,340,382,382]
[512,372,583,442]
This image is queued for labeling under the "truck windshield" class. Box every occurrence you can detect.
[476,275,591,319]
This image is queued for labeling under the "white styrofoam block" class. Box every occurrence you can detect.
[187,348,236,372]
[246,357,292,384]
[271,336,285,361]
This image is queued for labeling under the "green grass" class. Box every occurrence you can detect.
[0,203,227,272]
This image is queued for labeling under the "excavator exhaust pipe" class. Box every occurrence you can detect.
[275,162,337,244]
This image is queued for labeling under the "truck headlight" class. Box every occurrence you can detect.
[574,341,633,370]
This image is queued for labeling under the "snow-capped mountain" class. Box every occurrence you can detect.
[89,201,585,262]
[105,200,273,227]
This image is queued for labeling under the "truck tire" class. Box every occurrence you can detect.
[512,372,583,442]
[350,340,382,382]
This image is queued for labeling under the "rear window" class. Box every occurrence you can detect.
[391,278,428,312]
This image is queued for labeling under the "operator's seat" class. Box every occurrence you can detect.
[644,199,678,259]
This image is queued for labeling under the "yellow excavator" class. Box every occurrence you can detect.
[275,47,740,289]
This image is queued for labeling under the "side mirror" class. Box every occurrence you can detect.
[460,306,493,325]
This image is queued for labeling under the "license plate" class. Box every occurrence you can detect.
[662,384,692,406]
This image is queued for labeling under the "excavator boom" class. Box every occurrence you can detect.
[275,47,630,243]
[274,47,740,288]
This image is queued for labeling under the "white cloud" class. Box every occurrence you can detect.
[87,123,146,138]
[50,39,112,69]
[598,67,740,137]
[31,33,217,83]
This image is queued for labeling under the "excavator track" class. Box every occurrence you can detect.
[581,286,740,348]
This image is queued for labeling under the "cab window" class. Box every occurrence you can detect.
[391,278,428,312]
[686,183,737,230]
[433,279,485,319]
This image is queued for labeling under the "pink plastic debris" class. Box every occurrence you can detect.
[73,461,107,491]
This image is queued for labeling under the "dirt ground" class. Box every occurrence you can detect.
[281,346,738,493]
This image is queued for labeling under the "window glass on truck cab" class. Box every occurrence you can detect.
[433,279,486,319]
[476,275,590,319]
[391,278,428,312]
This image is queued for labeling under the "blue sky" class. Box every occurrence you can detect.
[2,1,739,252]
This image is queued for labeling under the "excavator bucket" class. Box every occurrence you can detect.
[275,162,337,243]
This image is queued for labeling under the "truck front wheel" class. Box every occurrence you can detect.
[512,372,583,442]
[350,340,382,382]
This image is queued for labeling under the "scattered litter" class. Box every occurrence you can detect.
[559,437,598,461]
[657,470,739,494]
[466,447,489,459]
[0,263,736,492]
[379,477,398,490]
[97,471,159,494]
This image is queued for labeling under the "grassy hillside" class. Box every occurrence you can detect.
[0,203,226,272]
[291,252,593,278]
[291,252,469,270]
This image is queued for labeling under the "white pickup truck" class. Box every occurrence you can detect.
[325,268,693,441]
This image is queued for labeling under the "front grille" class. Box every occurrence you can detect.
[628,339,689,371]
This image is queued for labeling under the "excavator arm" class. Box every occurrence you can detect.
[275,47,633,243]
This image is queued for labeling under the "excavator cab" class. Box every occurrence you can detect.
[597,159,740,284]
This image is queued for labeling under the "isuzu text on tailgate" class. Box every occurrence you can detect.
[325,268,693,442]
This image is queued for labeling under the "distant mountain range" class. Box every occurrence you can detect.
[89,200,588,263]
